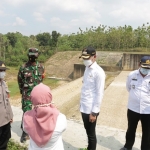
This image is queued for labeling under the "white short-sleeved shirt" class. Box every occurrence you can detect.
[80,61,106,114]
[24,113,67,150]
[126,69,150,114]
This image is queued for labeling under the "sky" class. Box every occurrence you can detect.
[0,0,150,36]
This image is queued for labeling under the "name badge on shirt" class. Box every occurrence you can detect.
[132,78,137,81]
[131,78,137,89]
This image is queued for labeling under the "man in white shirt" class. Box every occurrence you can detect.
[79,47,106,150]
[120,56,150,150]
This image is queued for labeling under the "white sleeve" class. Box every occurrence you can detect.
[92,71,106,113]
[55,113,67,133]
[126,74,131,92]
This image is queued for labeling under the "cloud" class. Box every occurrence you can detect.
[0,0,150,35]
[0,10,5,16]
[109,0,150,23]
[13,17,26,26]
[33,12,46,22]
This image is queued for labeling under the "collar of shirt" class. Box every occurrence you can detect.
[88,61,97,69]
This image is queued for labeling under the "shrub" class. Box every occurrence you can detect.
[7,139,27,150]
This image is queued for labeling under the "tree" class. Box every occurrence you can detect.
[36,32,51,46]
[6,32,17,47]
[51,31,60,47]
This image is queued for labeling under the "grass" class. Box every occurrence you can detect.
[7,77,60,98]
[4,66,60,98]
[7,81,20,97]
[7,139,27,150]
[43,77,60,89]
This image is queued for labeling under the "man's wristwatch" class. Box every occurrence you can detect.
[91,112,97,117]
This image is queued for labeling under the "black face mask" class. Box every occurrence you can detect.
[29,56,37,62]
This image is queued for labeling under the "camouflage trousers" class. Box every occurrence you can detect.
[22,99,32,112]
[21,99,32,130]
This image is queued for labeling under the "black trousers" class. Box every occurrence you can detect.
[124,109,150,150]
[0,122,11,150]
[81,113,99,150]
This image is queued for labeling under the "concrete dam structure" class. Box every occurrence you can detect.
[122,53,150,70]
[73,52,150,79]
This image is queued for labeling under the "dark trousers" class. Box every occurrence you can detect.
[0,122,11,150]
[124,109,150,150]
[81,113,98,150]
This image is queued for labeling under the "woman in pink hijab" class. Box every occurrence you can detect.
[23,83,67,150]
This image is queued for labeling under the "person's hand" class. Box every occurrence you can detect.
[89,114,96,123]
[10,119,13,123]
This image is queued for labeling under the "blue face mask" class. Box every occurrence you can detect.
[140,68,150,75]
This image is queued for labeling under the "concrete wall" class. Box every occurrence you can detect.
[73,64,85,79]
[73,53,150,79]
[122,53,150,70]
[73,64,122,79]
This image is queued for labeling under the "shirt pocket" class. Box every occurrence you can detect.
[23,69,33,78]
[130,80,138,89]
[87,75,95,89]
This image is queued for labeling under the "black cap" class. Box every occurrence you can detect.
[140,56,150,68]
[79,46,96,59]
[0,61,9,70]
[28,48,39,56]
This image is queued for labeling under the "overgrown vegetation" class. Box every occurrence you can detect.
[7,139,27,150]
[0,23,150,68]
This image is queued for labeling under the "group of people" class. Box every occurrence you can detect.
[0,46,150,150]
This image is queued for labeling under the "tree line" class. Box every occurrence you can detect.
[0,23,150,67]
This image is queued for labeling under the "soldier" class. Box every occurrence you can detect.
[18,48,45,143]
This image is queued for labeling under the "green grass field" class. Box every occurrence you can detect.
[7,78,60,98]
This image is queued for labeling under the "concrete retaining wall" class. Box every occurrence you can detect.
[73,64,85,79]
[122,53,150,70]
[73,64,122,79]
[73,53,150,79]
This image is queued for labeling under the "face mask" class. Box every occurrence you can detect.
[0,72,6,79]
[83,59,93,67]
[140,68,150,75]
[29,56,37,62]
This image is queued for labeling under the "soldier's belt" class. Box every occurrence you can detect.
[24,83,34,87]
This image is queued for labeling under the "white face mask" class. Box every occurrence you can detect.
[0,72,6,79]
[140,68,150,75]
[83,59,93,67]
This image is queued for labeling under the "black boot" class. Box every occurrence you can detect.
[20,131,29,143]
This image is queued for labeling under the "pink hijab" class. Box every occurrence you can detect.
[23,83,59,147]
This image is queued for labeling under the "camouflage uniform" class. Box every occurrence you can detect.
[18,48,45,143]
[18,61,45,112]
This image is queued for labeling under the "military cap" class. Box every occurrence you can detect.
[28,48,39,56]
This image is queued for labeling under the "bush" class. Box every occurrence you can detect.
[7,139,27,150]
